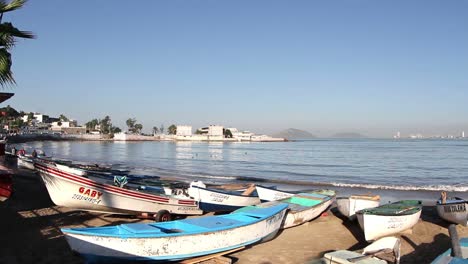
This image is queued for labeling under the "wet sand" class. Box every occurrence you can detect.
[0,168,466,264]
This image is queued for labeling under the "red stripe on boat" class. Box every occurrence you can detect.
[35,163,176,204]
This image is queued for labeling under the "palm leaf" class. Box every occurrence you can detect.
[0,47,14,86]
[0,22,34,48]
[0,0,26,13]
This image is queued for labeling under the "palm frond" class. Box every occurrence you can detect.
[0,0,26,13]
[0,48,15,87]
[0,22,34,48]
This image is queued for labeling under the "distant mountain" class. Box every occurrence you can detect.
[331,132,367,138]
[272,128,316,140]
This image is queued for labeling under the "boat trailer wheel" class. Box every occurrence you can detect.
[154,210,172,222]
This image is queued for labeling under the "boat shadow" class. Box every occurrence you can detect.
[400,233,450,263]
[0,168,152,264]
[329,207,368,250]
[420,205,454,228]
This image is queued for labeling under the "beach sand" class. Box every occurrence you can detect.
[0,169,466,264]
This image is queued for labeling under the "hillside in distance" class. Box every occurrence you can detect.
[272,128,316,140]
[331,132,367,138]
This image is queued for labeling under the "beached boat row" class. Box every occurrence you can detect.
[6,153,466,263]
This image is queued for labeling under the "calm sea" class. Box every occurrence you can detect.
[15,138,468,193]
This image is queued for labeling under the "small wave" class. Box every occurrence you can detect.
[217,175,468,192]
[329,182,468,192]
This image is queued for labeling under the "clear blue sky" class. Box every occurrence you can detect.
[3,0,468,137]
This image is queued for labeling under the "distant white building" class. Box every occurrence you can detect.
[227,128,254,141]
[51,120,78,131]
[21,113,49,123]
[176,125,192,136]
[462,131,465,138]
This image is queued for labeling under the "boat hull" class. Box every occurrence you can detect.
[436,199,467,226]
[357,210,421,241]
[284,198,333,228]
[35,162,202,216]
[256,185,295,201]
[62,204,288,261]
[336,195,380,220]
[188,186,260,212]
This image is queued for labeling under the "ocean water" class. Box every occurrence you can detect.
[17,138,468,193]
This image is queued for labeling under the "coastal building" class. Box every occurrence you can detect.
[21,113,50,124]
[227,128,254,141]
[195,125,224,141]
[113,132,156,141]
[51,120,78,131]
[176,126,192,136]
[462,131,465,138]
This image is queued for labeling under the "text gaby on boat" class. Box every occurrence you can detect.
[34,160,203,221]
[356,200,422,241]
[61,203,288,262]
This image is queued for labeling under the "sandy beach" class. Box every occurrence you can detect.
[0,168,466,264]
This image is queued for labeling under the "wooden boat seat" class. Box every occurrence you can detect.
[350,195,380,201]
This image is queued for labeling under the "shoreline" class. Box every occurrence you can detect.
[1,169,466,263]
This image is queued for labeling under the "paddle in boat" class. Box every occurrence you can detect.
[61,202,288,262]
[34,160,203,221]
[187,181,260,212]
[319,236,401,264]
[436,192,467,226]
[431,225,467,264]
[254,189,336,229]
[336,194,381,220]
[356,200,422,241]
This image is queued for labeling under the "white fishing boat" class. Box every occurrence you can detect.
[61,203,288,262]
[436,192,467,226]
[188,181,260,212]
[356,200,422,241]
[320,236,401,264]
[256,185,336,202]
[336,194,381,220]
[34,161,203,221]
[258,190,336,228]
[255,185,296,201]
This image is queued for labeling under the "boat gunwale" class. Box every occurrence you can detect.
[191,185,259,198]
[61,203,289,238]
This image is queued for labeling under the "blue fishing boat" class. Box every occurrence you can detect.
[61,203,288,262]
